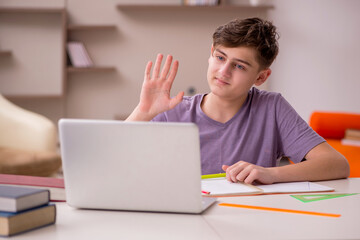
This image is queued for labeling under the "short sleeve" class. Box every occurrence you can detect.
[275,96,325,163]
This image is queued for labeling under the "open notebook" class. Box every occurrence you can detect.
[201,178,334,197]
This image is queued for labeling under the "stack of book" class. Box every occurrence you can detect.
[0,174,66,202]
[66,41,94,67]
[183,0,220,6]
[341,129,360,147]
[0,185,56,237]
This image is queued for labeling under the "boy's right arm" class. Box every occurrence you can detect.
[126,54,184,121]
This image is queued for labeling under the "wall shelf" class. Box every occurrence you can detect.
[0,50,12,56]
[117,4,274,10]
[67,66,116,73]
[0,6,66,99]
[0,7,65,13]
[4,94,64,99]
[67,24,116,31]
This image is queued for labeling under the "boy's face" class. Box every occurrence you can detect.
[207,45,270,101]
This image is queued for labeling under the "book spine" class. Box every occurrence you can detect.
[183,0,220,5]
[345,136,360,141]
[0,204,56,237]
[341,138,360,147]
[78,42,94,67]
[345,129,360,140]
[0,174,65,188]
[67,41,93,67]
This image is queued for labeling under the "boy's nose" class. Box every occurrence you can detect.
[219,63,231,78]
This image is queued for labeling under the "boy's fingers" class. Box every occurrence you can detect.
[169,91,184,110]
[152,54,163,79]
[230,167,244,183]
[160,55,173,79]
[223,165,234,182]
[224,163,244,183]
[167,60,179,84]
[235,167,251,183]
[243,171,257,185]
[144,61,152,81]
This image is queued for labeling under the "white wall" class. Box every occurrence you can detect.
[268,0,360,122]
[65,0,270,120]
[3,0,359,123]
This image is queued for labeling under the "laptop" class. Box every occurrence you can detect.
[58,119,216,214]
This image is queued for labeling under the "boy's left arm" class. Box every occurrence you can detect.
[272,142,349,182]
[223,142,350,184]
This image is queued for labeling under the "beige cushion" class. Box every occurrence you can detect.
[0,94,58,152]
[0,147,61,176]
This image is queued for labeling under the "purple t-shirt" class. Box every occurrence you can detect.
[152,87,325,174]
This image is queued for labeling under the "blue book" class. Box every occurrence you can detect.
[0,185,49,212]
[0,204,56,237]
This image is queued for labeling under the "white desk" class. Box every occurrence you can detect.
[11,178,360,239]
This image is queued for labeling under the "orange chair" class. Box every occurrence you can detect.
[309,112,360,178]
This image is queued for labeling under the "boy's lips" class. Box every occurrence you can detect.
[215,77,230,85]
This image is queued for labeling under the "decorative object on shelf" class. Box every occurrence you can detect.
[66,24,117,73]
[66,41,93,68]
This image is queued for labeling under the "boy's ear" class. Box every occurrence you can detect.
[209,45,214,63]
[255,68,271,86]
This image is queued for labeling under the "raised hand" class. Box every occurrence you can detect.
[126,54,184,121]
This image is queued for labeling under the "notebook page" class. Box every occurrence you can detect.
[256,182,334,194]
[201,178,261,196]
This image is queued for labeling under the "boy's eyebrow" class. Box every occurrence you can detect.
[215,49,252,67]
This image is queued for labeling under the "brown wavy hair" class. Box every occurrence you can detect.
[212,17,279,70]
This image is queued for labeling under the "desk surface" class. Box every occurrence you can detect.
[11,178,360,239]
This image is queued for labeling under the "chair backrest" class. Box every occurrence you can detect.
[309,111,360,139]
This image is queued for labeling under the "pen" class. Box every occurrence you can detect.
[219,203,341,218]
[201,173,226,179]
[201,190,210,194]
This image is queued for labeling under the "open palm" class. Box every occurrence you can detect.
[137,54,184,118]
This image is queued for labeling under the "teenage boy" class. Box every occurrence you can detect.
[126,17,349,184]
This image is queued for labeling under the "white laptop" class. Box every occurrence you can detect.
[58,119,216,214]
